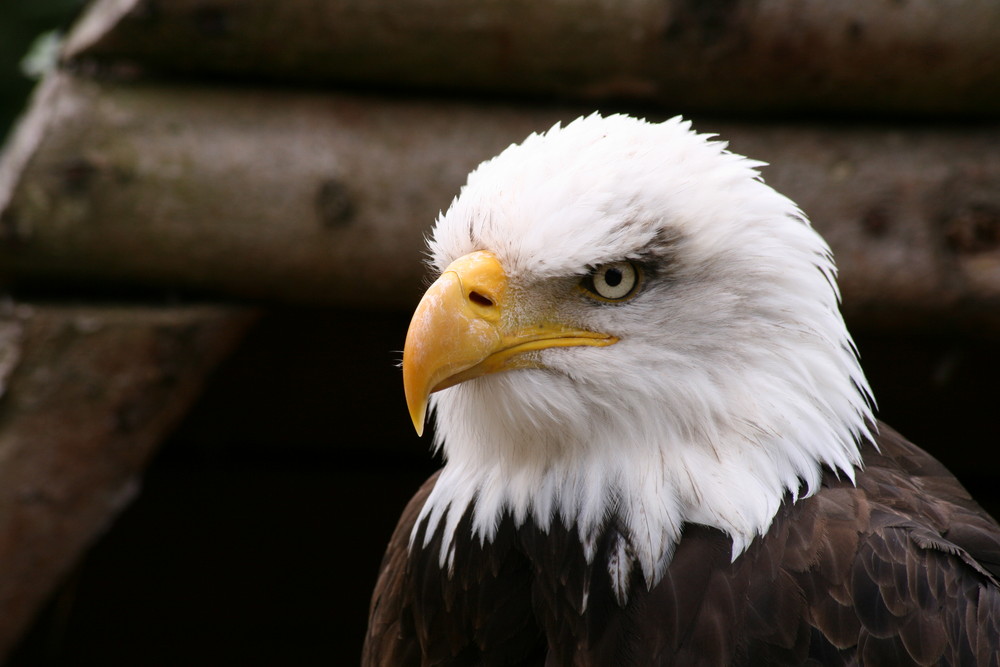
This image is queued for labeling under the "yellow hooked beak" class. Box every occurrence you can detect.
[402,251,618,435]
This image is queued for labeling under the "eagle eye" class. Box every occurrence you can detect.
[583,261,641,301]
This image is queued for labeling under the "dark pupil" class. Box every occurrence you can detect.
[604,268,623,287]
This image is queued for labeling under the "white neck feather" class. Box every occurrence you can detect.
[415,319,873,601]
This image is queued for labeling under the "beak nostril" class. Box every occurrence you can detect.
[469,291,494,307]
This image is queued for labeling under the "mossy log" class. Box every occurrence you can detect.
[0,302,254,660]
[3,73,1000,331]
[63,0,1000,116]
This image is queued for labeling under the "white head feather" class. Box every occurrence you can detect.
[414,114,875,600]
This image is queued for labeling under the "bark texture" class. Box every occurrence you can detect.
[62,0,1000,116]
[3,73,1000,329]
[0,302,254,659]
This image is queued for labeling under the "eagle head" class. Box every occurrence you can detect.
[402,114,874,595]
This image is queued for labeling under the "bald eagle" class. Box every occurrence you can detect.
[363,115,1000,665]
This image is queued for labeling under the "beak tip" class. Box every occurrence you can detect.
[408,399,427,437]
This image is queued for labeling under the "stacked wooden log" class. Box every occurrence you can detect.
[1,0,999,660]
[0,304,253,655]
[1,0,996,324]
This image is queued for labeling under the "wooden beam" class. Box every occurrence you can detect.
[0,301,254,660]
[63,0,1000,116]
[3,73,1000,331]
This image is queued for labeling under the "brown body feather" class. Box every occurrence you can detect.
[364,424,1000,666]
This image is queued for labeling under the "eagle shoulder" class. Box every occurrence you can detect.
[746,423,1000,665]
[362,472,436,667]
[362,470,546,666]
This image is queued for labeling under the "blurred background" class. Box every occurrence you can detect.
[1,1,999,664]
